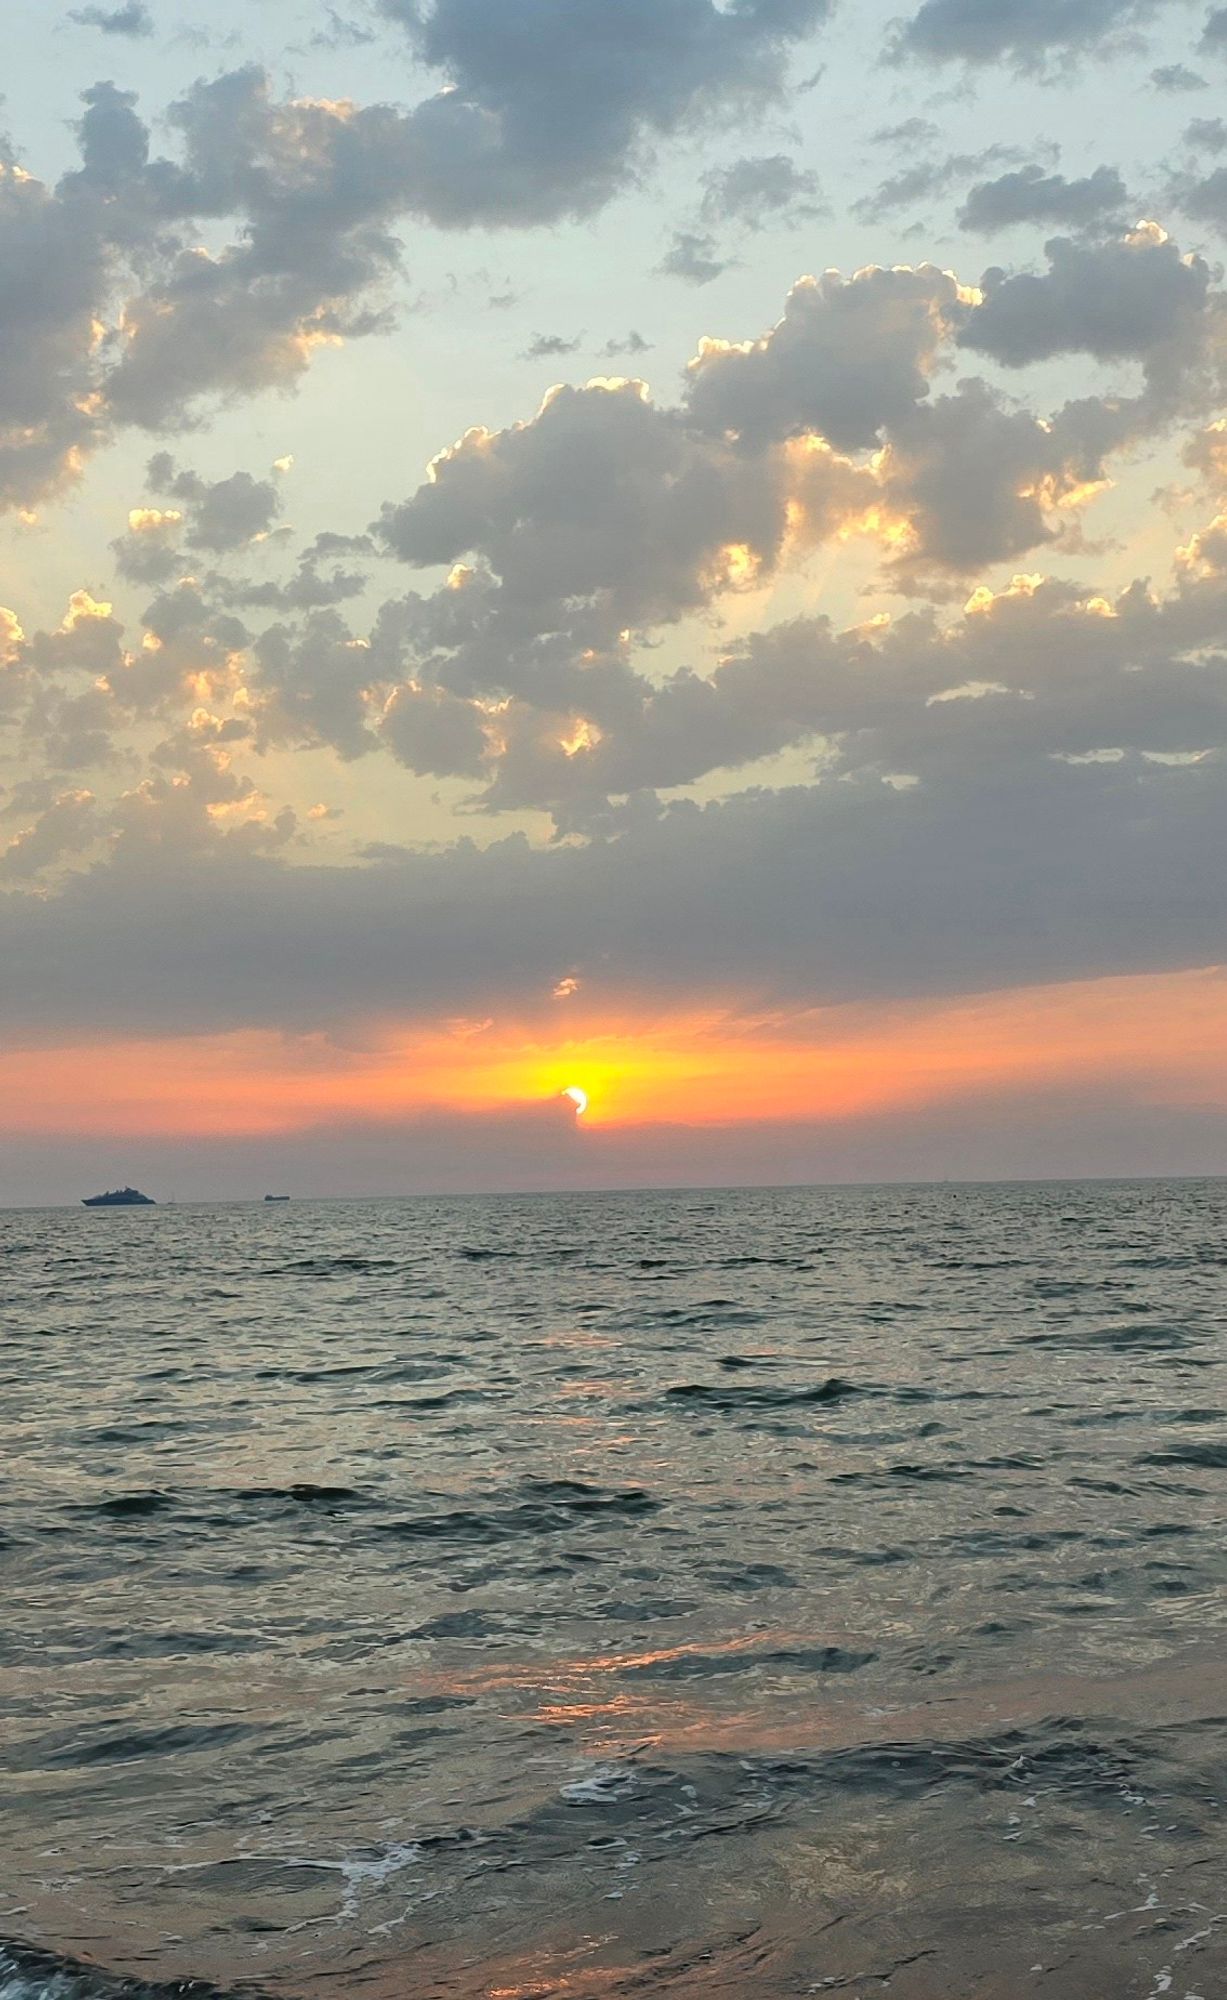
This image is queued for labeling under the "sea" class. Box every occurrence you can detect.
[2,1181,1225,2000]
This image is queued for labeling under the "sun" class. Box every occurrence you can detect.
[562,1086,589,1117]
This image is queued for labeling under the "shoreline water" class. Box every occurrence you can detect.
[3,1182,1224,1998]
[7,1631,1227,1998]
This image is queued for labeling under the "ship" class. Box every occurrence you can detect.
[263,1194,291,1202]
[82,1187,156,1207]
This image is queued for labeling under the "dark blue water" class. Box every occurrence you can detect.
[2,1183,1226,1998]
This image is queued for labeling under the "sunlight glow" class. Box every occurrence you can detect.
[5,968,1227,1142]
[559,720,601,758]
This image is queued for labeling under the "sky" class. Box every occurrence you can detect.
[3,0,1227,1201]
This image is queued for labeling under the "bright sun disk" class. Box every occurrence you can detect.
[563,1086,589,1116]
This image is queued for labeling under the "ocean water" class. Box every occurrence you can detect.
[2,1181,1226,2000]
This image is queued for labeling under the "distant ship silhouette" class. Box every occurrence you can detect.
[82,1187,156,1207]
[263,1194,291,1202]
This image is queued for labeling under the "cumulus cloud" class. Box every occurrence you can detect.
[0,0,833,511]
[0,151,112,507]
[11,230,1220,836]
[66,1,153,34]
[371,375,866,698]
[958,164,1129,232]
[1201,7,1227,50]
[684,265,967,448]
[700,153,824,231]
[253,610,377,759]
[852,144,1040,224]
[1184,116,1227,150]
[958,227,1212,390]
[659,230,732,284]
[379,678,494,777]
[891,0,1159,70]
[0,73,405,503]
[429,522,1227,817]
[111,455,285,584]
[1174,162,1227,232]
[877,381,1086,570]
[145,455,282,553]
[370,0,831,226]
[7,465,1227,1047]
[0,789,100,880]
[239,242,1213,792]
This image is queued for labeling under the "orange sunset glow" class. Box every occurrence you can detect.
[8,966,1227,1141]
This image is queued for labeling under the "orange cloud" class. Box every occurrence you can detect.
[7,965,1227,1140]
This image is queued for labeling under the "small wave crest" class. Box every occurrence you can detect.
[0,1941,242,2000]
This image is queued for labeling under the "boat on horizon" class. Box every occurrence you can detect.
[263,1194,291,1202]
[82,1187,156,1208]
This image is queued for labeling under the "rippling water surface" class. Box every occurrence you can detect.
[2,1182,1226,1999]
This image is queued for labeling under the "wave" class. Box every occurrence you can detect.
[665,1377,858,1412]
[0,1940,243,2000]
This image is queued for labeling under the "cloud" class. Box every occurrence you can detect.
[876,381,1085,570]
[214,242,1221,783]
[370,375,868,703]
[958,227,1213,389]
[1174,162,1227,232]
[66,1,153,34]
[10,233,1220,841]
[7,460,1227,1065]
[379,678,494,777]
[852,144,1041,224]
[0,789,100,880]
[110,455,285,584]
[958,164,1129,232]
[700,153,824,232]
[1201,6,1227,50]
[435,526,1227,815]
[1184,116,1227,150]
[146,455,282,553]
[372,0,832,227]
[523,331,584,358]
[594,92,824,294]
[659,230,731,284]
[870,117,941,148]
[890,0,1159,70]
[603,331,652,357]
[12,1071,1227,1202]
[111,506,186,586]
[252,610,378,760]
[7,236,1227,1031]
[310,5,377,47]
[0,0,832,511]
[684,265,967,449]
[1151,62,1207,90]
[4,709,1227,1041]
[0,73,406,504]
[0,149,113,507]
